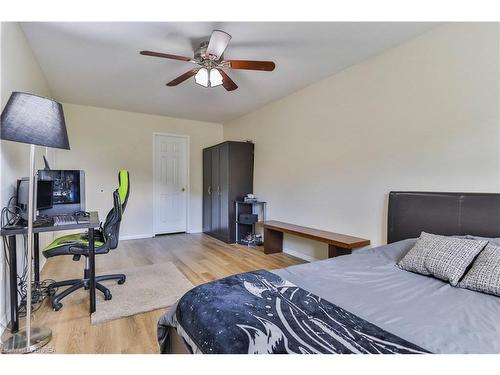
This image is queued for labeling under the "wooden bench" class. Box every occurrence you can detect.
[263,220,370,258]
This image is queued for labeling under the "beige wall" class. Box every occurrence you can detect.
[224,23,500,261]
[54,103,223,238]
[0,22,54,331]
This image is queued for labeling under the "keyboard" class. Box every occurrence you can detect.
[53,215,78,226]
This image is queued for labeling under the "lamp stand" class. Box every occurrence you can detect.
[1,144,52,353]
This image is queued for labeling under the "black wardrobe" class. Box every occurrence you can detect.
[203,141,254,243]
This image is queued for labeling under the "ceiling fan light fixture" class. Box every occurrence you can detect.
[206,30,232,60]
[209,69,223,87]
[141,28,275,91]
[194,68,223,88]
[195,68,209,87]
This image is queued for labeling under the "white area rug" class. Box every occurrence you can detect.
[91,262,193,325]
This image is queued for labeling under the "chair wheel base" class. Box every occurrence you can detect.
[47,273,126,310]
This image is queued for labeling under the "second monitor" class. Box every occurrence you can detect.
[38,170,86,216]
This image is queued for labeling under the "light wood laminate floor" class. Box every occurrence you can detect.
[32,233,304,354]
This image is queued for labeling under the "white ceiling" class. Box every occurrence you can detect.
[21,22,438,123]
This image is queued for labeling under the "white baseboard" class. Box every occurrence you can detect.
[283,248,321,262]
[0,314,7,337]
[120,230,203,240]
[119,234,153,241]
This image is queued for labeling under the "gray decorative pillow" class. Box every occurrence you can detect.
[466,235,500,246]
[397,232,487,286]
[459,244,500,296]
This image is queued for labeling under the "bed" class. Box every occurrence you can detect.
[157,192,500,354]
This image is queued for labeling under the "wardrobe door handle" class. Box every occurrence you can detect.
[208,186,211,195]
[217,186,221,195]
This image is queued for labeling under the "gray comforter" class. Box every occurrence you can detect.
[158,239,500,353]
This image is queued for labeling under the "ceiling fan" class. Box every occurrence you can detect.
[140,30,276,91]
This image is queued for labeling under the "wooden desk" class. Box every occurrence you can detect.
[263,220,370,258]
[0,212,100,333]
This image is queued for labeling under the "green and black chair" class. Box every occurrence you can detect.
[43,170,130,311]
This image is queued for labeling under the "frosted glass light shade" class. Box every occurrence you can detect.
[206,30,232,60]
[209,69,223,87]
[194,68,223,88]
[195,68,209,87]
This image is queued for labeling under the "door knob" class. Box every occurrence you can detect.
[181,187,186,192]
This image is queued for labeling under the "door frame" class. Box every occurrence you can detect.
[152,132,191,235]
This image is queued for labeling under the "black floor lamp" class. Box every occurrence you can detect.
[1,92,70,353]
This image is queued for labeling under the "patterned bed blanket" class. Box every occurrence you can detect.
[159,270,430,354]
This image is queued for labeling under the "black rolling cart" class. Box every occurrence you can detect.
[235,201,266,246]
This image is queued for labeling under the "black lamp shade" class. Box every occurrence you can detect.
[1,92,70,150]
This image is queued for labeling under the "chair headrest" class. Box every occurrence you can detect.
[118,170,129,207]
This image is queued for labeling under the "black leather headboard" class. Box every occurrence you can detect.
[387,191,500,243]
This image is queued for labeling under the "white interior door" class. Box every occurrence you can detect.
[154,134,188,234]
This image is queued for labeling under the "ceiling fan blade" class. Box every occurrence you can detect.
[224,60,275,71]
[206,30,232,60]
[140,50,192,62]
[217,69,238,91]
[166,69,200,86]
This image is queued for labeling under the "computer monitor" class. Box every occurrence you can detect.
[16,179,54,220]
[37,170,86,216]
